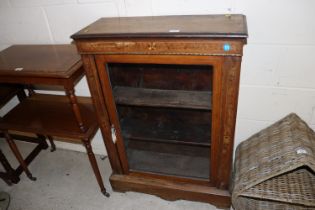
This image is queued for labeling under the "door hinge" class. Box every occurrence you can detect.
[111,125,117,144]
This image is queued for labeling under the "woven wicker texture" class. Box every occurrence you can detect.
[232,113,315,210]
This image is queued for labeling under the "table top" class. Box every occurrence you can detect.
[0,45,82,79]
[71,15,248,39]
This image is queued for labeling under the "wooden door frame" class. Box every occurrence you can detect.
[94,54,225,186]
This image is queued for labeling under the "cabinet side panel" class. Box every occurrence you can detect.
[81,54,123,174]
[216,56,242,189]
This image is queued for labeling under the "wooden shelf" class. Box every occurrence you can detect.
[127,148,210,179]
[0,94,99,141]
[120,114,211,147]
[113,86,212,110]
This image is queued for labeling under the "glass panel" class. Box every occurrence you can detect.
[108,63,213,179]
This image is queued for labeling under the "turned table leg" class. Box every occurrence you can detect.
[3,131,36,181]
[82,139,110,197]
[66,88,86,132]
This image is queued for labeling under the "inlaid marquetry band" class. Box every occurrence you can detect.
[79,52,243,57]
[76,39,245,56]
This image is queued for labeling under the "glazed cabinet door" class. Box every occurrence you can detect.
[95,54,224,184]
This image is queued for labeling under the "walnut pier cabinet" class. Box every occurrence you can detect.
[72,15,248,208]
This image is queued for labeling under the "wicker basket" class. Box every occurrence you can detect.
[232,113,315,210]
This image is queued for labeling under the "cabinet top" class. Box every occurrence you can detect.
[71,15,248,40]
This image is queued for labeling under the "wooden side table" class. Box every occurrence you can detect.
[0,45,109,196]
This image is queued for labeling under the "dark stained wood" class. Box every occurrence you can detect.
[0,94,98,140]
[71,15,248,39]
[108,63,213,91]
[114,86,212,110]
[0,45,81,78]
[124,129,210,147]
[118,104,211,177]
[0,46,86,132]
[73,14,247,208]
[0,45,90,139]
[127,147,210,179]
[128,140,209,158]
[118,106,211,146]
[97,54,224,65]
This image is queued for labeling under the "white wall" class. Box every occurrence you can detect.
[1,0,315,155]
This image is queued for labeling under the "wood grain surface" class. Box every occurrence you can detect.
[72,15,248,39]
[0,45,81,78]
